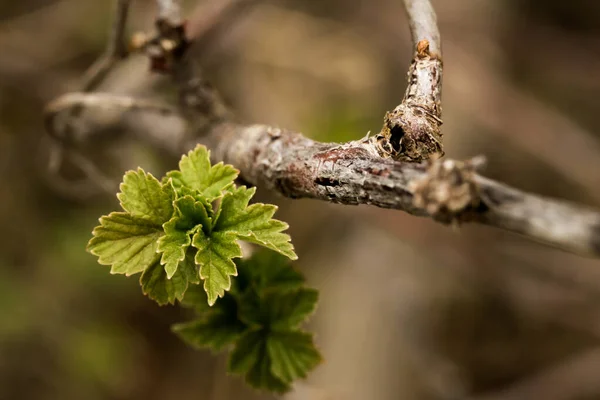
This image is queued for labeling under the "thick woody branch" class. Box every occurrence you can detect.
[195,122,600,258]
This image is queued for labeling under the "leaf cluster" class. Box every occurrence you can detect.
[87,145,297,305]
[173,250,322,393]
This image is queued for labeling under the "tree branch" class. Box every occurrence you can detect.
[41,0,600,259]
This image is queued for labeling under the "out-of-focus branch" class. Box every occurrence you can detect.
[156,0,183,26]
[81,0,131,91]
[375,0,444,162]
[472,347,600,400]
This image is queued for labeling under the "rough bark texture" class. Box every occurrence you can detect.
[193,122,600,258]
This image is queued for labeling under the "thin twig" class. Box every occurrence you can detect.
[81,0,131,91]
[403,0,441,56]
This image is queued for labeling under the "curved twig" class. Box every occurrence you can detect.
[376,0,444,162]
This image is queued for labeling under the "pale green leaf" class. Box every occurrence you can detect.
[167,145,238,200]
[157,196,212,278]
[267,331,322,383]
[87,212,162,276]
[239,219,297,260]
[193,230,241,305]
[140,259,193,305]
[117,168,173,224]
[214,187,297,260]
[174,195,212,232]
[157,219,191,278]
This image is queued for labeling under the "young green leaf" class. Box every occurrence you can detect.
[157,218,191,278]
[157,196,213,278]
[117,168,174,225]
[167,145,238,200]
[237,250,304,292]
[267,331,322,384]
[140,253,198,305]
[266,289,319,330]
[87,212,162,276]
[193,230,242,305]
[245,343,290,394]
[228,330,265,374]
[173,310,246,352]
[214,186,297,260]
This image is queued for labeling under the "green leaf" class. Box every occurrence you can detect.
[246,345,290,394]
[157,196,213,278]
[179,285,213,314]
[117,168,173,224]
[87,212,162,276]
[173,311,246,352]
[174,195,213,233]
[215,187,297,260]
[157,219,191,278]
[193,230,242,306]
[140,252,198,305]
[228,330,264,374]
[237,250,304,292]
[237,289,318,329]
[167,145,238,200]
[268,289,319,330]
[267,331,322,383]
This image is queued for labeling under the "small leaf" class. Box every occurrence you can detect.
[157,219,191,278]
[267,331,322,383]
[87,212,162,276]
[268,289,319,330]
[215,187,297,260]
[167,145,238,200]
[174,195,212,233]
[193,230,242,305]
[140,257,195,305]
[228,330,264,374]
[246,345,290,394]
[117,169,173,224]
[173,311,246,352]
[180,285,213,314]
[237,250,305,292]
[157,196,212,278]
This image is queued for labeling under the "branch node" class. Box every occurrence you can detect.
[411,155,486,224]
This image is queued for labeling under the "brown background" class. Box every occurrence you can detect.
[2,0,600,399]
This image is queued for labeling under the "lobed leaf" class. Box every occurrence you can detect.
[193,230,242,305]
[214,187,297,260]
[267,331,322,384]
[140,252,198,305]
[167,145,238,200]
[157,219,191,278]
[87,212,162,276]
[173,311,246,352]
[117,168,173,225]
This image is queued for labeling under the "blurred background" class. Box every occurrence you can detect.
[2,0,600,399]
